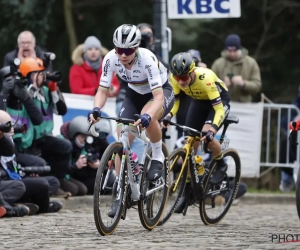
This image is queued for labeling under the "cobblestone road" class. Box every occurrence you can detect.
[1,204,300,249]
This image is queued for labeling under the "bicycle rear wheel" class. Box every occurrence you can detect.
[199,148,241,225]
[296,167,300,219]
[138,142,169,230]
[158,148,188,226]
[93,142,126,236]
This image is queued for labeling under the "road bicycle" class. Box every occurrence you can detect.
[158,114,241,225]
[89,116,169,236]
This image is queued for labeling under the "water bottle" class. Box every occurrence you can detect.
[195,155,205,176]
[131,152,141,177]
[130,152,142,200]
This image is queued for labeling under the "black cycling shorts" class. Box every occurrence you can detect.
[185,99,230,132]
[118,81,174,121]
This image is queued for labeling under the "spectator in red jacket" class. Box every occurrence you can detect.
[69,36,120,97]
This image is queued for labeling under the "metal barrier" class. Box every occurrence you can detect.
[260,101,300,177]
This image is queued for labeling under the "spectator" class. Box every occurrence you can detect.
[19,57,72,187]
[69,36,120,96]
[211,34,261,103]
[60,116,114,195]
[3,31,48,67]
[0,110,30,217]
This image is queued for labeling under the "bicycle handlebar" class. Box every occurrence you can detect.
[162,119,201,137]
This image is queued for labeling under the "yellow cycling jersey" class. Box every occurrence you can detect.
[170,67,229,129]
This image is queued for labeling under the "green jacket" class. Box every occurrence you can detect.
[211,48,261,103]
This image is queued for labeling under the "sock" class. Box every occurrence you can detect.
[213,152,225,167]
[151,140,164,163]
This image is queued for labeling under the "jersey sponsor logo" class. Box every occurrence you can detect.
[115,63,121,67]
[103,59,110,77]
[164,91,175,108]
[199,73,206,80]
[119,106,125,116]
[206,82,211,86]
[133,70,141,73]
[101,80,108,83]
[122,75,127,80]
[151,82,158,87]
[145,65,153,80]
[133,75,139,78]
[119,68,124,73]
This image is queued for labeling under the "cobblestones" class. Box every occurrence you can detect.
[1,204,300,249]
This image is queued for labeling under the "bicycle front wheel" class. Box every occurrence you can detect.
[157,147,188,226]
[199,148,241,225]
[138,142,169,230]
[93,142,126,236]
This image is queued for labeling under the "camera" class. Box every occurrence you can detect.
[18,165,51,177]
[46,71,62,82]
[84,136,99,163]
[140,32,153,49]
[0,121,27,134]
[0,121,12,133]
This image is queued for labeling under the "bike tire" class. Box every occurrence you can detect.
[199,148,241,225]
[157,148,188,226]
[138,142,169,230]
[296,166,300,220]
[93,142,126,236]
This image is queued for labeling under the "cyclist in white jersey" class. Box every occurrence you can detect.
[89,24,174,217]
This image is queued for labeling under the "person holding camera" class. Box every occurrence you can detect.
[211,34,261,103]
[15,57,72,187]
[60,116,113,195]
[0,110,30,217]
[69,36,120,97]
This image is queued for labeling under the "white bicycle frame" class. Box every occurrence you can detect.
[91,123,165,201]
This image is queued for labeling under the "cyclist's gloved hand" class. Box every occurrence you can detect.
[202,130,215,143]
[162,115,171,127]
[88,107,101,121]
[139,113,151,128]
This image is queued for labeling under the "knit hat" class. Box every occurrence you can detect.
[187,49,201,61]
[83,36,102,52]
[225,34,241,50]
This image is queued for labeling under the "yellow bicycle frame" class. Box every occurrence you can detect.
[169,135,201,192]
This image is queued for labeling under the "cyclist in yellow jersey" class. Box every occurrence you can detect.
[163,52,231,212]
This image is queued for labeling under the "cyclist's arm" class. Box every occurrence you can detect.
[204,78,225,133]
[94,54,114,109]
[169,76,181,117]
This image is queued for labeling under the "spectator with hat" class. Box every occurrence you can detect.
[211,34,261,103]
[69,36,120,97]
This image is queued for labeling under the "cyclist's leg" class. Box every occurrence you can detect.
[202,101,230,184]
[174,99,210,213]
[142,82,174,181]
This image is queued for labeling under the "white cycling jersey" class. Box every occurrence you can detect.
[99,48,168,95]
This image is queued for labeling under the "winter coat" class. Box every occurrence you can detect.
[69,44,120,96]
[211,48,261,103]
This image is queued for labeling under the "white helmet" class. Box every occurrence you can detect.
[113,24,141,48]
